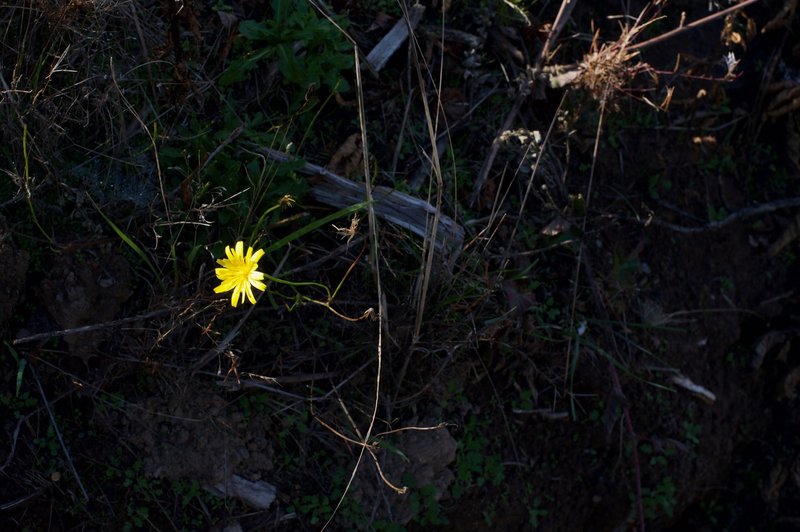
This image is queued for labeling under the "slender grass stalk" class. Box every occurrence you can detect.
[261,201,368,255]
[87,193,159,279]
[21,125,52,244]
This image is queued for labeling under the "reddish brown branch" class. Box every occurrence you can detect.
[630,0,763,51]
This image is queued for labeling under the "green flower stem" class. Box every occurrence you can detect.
[263,272,332,301]
[248,202,285,245]
[262,273,372,322]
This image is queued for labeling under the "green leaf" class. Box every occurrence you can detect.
[238,20,272,41]
[5,343,26,397]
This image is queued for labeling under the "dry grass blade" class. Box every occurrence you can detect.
[30,364,89,501]
[406,4,446,349]
[322,44,385,531]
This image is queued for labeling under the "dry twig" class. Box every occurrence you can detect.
[637,197,800,234]
[13,309,169,345]
[30,364,89,501]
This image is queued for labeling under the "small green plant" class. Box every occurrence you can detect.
[220,0,352,98]
[535,295,561,323]
[288,464,363,527]
[715,275,735,294]
[114,460,164,530]
[639,442,673,467]
[777,247,797,266]
[725,350,743,368]
[707,204,728,222]
[644,389,673,409]
[528,497,548,528]
[698,151,736,174]
[237,391,272,423]
[452,415,505,499]
[0,390,37,419]
[5,343,28,398]
[32,424,60,472]
[700,497,724,527]
[292,492,334,526]
[101,451,222,530]
[639,476,677,520]
[407,482,448,526]
[682,421,701,446]
[158,112,307,243]
[124,505,150,531]
[373,520,406,532]
[274,409,312,468]
[647,172,672,199]
[512,389,535,411]
[439,378,468,410]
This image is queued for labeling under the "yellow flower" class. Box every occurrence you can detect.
[214,241,267,307]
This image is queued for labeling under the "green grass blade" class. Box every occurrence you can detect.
[5,342,26,397]
[262,201,368,255]
[87,194,159,278]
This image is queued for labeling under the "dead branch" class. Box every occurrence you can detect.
[13,309,170,345]
[252,145,465,258]
[630,0,763,51]
[637,197,800,233]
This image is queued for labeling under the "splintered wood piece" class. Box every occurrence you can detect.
[366,5,425,73]
[253,145,465,258]
[670,374,716,404]
[206,475,276,509]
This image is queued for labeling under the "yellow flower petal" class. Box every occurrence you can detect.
[244,284,256,305]
[213,240,267,307]
[231,283,242,307]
